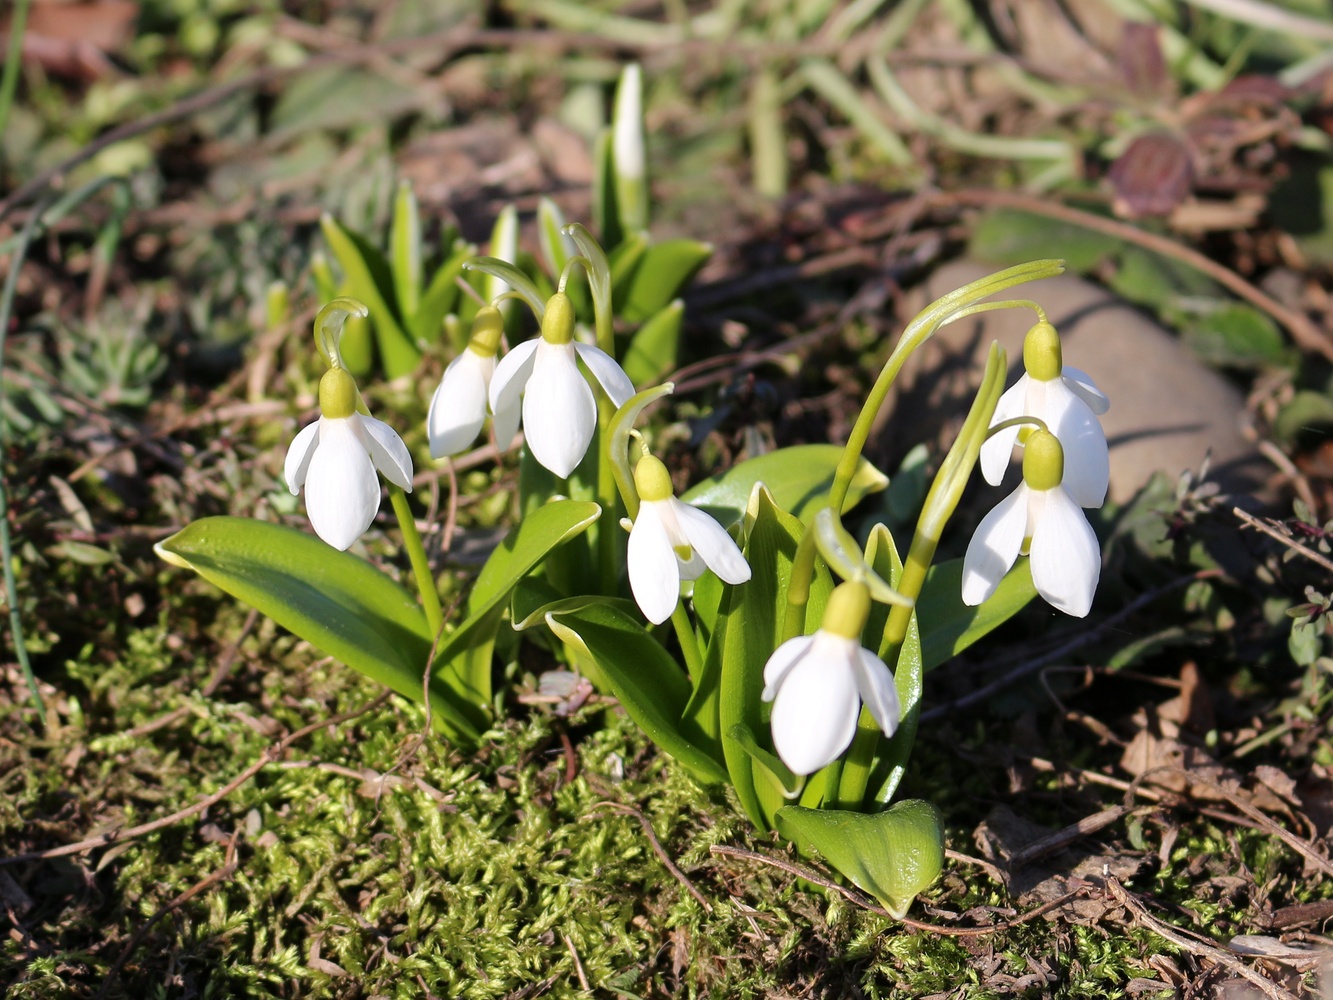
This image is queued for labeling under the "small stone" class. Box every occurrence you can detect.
[884,260,1268,503]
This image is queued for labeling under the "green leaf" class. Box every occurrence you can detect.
[682,444,889,530]
[537,197,573,278]
[544,603,728,784]
[592,128,621,250]
[622,300,683,387]
[320,214,421,378]
[969,208,1119,272]
[728,722,802,798]
[390,181,422,321]
[432,499,602,708]
[1177,302,1289,370]
[711,485,833,829]
[917,556,1036,671]
[410,241,473,348]
[155,517,479,740]
[619,240,712,322]
[774,799,944,919]
[608,231,649,305]
[1274,390,1333,446]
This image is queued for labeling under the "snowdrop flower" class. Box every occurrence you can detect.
[285,367,413,550]
[762,582,901,777]
[980,321,1110,508]
[426,306,518,460]
[488,291,634,478]
[626,456,750,624]
[963,429,1100,617]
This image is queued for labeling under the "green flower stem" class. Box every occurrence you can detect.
[825,260,1064,514]
[780,523,820,644]
[596,395,621,588]
[390,487,443,638]
[671,602,704,680]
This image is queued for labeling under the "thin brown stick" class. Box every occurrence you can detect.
[590,802,713,913]
[97,840,241,998]
[935,189,1333,361]
[1235,506,1333,576]
[1105,874,1302,1000]
[563,933,591,992]
[709,844,1086,934]
[1,691,391,865]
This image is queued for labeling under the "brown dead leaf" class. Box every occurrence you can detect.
[1107,132,1195,219]
[5,0,137,81]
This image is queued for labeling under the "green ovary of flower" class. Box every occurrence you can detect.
[541,292,575,345]
[468,306,505,358]
[821,580,871,640]
[1022,321,1063,381]
[319,367,358,419]
[633,455,674,503]
[1022,429,1064,491]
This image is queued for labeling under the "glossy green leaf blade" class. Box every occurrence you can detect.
[622,299,683,387]
[682,444,888,530]
[434,499,602,705]
[620,240,712,322]
[545,603,728,784]
[155,517,479,738]
[917,556,1036,672]
[320,214,420,378]
[774,800,944,919]
[711,485,833,829]
[728,723,801,798]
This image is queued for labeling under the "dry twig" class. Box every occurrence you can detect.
[589,802,713,913]
[1235,507,1333,576]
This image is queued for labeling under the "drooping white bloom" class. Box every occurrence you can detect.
[762,582,901,777]
[626,456,750,625]
[426,306,519,459]
[981,322,1110,509]
[964,429,1100,617]
[285,368,413,551]
[488,291,634,478]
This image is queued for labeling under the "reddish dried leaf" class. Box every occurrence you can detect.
[1108,132,1194,218]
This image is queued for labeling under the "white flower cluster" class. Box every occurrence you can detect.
[962,321,1110,618]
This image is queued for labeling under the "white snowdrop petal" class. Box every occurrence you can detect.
[1044,381,1109,508]
[761,635,815,702]
[961,483,1031,606]
[769,635,862,776]
[980,376,1029,486]
[523,341,596,478]
[1029,486,1100,617]
[358,415,414,491]
[574,342,636,408]
[488,338,539,418]
[1062,366,1110,415]
[627,501,682,625]
[490,393,522,454]
[284,421,320,494]
[671,499,751,585]
[427,352,489,459]
[304,419,380,550]
[854,648,901,739]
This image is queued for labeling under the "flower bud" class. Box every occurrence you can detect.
[1022,321,1062,382]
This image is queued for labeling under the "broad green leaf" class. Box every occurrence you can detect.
[544,603,728,784]
[320,214,420,378]
[775,799,944,918]
[619,240,712,322]
[608,231,649,305]
[156,517,479,740]
[411,242,473,348]
[622,300,682,387]
[1274,390,1333,445]
[970,208,1117,272]
[728,723,802,798]
[391,181,422,321]
[710,485,833,829]
[1178,302,1289,371]
[433,499,602,707]
[917,556,1036,671]
[682,444,888,529]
